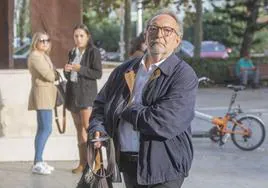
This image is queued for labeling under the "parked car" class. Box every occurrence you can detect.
[176,40,194,58]
[200,41,231,59]
[13,43,30,59]
[13,43,107,61]
[180,40,194,57]
[106,52,121,61]
[13,37,31,49]
[99,47,107,60]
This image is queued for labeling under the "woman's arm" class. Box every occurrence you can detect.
[63,50,75,80]
[78,47,102,79]
[30,53,55,82]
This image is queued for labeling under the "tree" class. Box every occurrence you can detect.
[83,11,120,51]
[193,0,203,58]
[240,0,262,56]
[209,0,268,57]
[17,0,30,45]
[124,0,132,59]
[83,0,190,58]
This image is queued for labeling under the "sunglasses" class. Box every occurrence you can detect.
[38,39,51,44]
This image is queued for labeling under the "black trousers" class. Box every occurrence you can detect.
[120,152,185,188]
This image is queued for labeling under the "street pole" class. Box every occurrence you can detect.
[124,0,131,59]
[119,4,125,61]
[136,0,143,36]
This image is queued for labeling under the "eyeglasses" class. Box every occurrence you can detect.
[38,39,50,44]
[147,25,179,37]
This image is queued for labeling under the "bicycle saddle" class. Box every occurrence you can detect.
[227,85,245,91]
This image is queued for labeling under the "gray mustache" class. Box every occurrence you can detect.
[150,41,165,46]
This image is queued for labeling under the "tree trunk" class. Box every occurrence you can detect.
[194,0,203,59]
[240,0,260,57]
[124,0,132,60]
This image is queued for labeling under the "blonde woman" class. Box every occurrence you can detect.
[64,24,102,173]
[28,32,57,175]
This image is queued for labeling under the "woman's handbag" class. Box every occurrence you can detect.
[55,71,66,107]
[54,70,67,134]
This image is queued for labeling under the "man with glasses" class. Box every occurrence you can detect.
[89,10,198,188]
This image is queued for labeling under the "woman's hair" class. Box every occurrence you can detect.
[30,31,51,54]
[73,24,94,47]
[129,32,146,56]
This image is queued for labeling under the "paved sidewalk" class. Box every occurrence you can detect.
[1,87,267,188]
[0,138,268,188]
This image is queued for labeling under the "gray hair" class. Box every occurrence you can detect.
[146,9,183,39]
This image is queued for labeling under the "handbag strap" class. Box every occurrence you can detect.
[55,70,65,84]
[54,104,66,134]
[54,70,66,134]
[86,138,116,178]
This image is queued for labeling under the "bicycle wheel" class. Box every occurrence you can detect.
[231,115,266,151]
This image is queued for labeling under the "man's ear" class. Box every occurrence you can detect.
[175,36,181,49]
[176,36,181,46]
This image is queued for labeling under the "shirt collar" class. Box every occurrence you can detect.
[125,53,183,76]
[140,53,169,72]
[75,48,85,56]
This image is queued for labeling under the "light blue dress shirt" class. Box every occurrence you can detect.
[119,56,167,152]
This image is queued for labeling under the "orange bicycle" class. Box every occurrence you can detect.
[196,77,266,151]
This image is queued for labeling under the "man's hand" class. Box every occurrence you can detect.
[72,64,81,72]
[94,131,102,149]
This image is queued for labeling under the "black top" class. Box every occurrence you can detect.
[64,45,102,111]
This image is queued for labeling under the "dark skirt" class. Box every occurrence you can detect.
[65,82,91,113]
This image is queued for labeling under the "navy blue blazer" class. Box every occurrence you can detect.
[89,54,198,185]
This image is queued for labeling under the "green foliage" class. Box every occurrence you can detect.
[83,0,181,18]
[186,58,235,83]
[83,12,120,51]
[203,11,241,47]
[82,0,189,52]
[16,0,30,42]
[203,1,247,47]
[184,56,268,83]
[252,28,268,53]
[83,0,122,18]
[205,0,268,55]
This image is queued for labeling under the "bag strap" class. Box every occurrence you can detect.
[54,70,67,134]
[54,104,66,134]
[55,70,65,84]
[86,137,115,178]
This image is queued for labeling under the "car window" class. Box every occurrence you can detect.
[14,44,30,55]
[201,43,225,52]
[181,40,194,51]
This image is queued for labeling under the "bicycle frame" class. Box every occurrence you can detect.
[195,86,239,122]
[195,110,249,134]
[195,79,249,137]
[196,77,266,150]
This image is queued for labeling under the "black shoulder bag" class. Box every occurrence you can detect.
[54,70,67,134]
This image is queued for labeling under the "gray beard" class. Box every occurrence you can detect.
[149,45,166,55]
